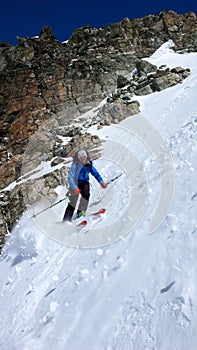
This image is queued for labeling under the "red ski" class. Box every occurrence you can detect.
[76,220,88,227]
[91,208,106,215]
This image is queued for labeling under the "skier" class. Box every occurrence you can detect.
[63,150,107,222]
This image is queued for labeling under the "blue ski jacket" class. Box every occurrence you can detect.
[68,160,104,190]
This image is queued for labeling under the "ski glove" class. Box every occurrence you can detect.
[101,182,107,188]
[74,188,81,194]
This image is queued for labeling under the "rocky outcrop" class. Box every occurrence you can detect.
[0,11,196,155]
[0,168,67,235]
[106,60,190,101]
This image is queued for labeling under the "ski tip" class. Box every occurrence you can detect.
[92,208,106,215]
[77,220,88,226]
[99,208,106,214]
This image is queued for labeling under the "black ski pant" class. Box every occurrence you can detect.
[63,182,90,222]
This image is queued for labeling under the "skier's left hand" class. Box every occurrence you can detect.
[101,182,107,188]
[74,188,81,194]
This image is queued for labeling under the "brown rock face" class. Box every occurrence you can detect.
[0,12,196,154]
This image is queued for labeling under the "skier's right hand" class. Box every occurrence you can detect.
[74,188,80,195]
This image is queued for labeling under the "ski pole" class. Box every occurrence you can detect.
[30,196,68,218]
[107,173,123,184]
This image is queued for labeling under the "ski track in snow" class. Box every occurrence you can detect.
[0,43,197,350]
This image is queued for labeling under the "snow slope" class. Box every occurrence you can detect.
[0,42,197,350]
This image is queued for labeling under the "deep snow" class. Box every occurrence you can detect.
[0,41,197,350]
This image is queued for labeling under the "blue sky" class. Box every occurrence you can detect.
[0,0,196,45]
